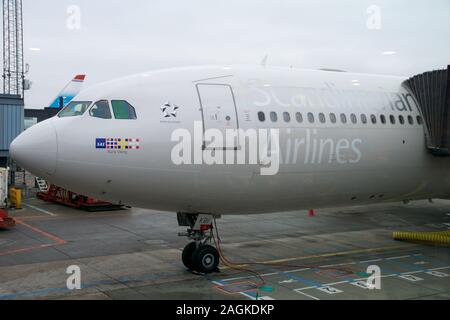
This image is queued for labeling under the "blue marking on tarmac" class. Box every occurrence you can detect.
[357,260,401,278]
[243,291,258,298]
[418,254,450,267]
[0,279,116,299]
[383,258,430,273]
[267,266,323,288]
[0,270,191,299]
[205,275,228,286]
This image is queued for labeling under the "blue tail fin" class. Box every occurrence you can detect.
[48,74,86,109]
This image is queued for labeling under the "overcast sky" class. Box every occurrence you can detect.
[13,0,450,108]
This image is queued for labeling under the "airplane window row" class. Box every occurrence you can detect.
[257,111,423,126]
[58,100,137,120]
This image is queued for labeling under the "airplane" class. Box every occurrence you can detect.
[48,74,86,109]
[25,75,87,130]
[10,65,450,274]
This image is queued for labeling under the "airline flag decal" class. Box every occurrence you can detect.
[96,138,141,150]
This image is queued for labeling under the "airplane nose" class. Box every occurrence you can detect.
[10,120,58,178]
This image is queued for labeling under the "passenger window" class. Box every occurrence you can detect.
[90,100,112,119]
[296,112,303,123]
[399,115,405,125]
[270,112,278,122]
[380,115,386,124]
[417,116,423,125]
[111,100,137,120]
[330,113,337,124]
[340,114,347,124]
[258,112,266,122]
[371,114,377,124]
[351,114,357,124]
[283,112,291,123]
[361,114,367,124]
[308,113,315,123]
[390,115,396,125]
[408,115,414,125]
[58,101,91,118]
[319,113,326,123]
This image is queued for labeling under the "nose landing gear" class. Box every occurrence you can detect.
[178,213,221,274]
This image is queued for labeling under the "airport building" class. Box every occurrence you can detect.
[24,107,59,129]
[0,94,24,167]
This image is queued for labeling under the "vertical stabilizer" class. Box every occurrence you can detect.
[48,74,86,109]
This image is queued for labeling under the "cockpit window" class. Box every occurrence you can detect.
[58,101,91,118]
[111,100,137,120]
[90,100,112,119]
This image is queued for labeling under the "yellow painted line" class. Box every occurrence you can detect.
[220,244,417,270]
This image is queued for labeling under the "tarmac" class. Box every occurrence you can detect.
[0,195,449,300]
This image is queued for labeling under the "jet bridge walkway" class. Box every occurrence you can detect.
[404,65,450,156]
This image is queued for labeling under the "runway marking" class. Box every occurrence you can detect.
[351,281,372,289]
[13,215,46,220]
[321,262,357,268]
[223,268,311,283]
[398,274,423,282]
[317,286,343,295]
[220,244,416,270]
[360,259,383,263]
[386,255,410,260]
[294,266,450,293]
[0,219,66,257]
[22,203,57,217]
[16,219,66,244]
[211,280,275,301]
[425,271,449,278]
[383,255,427,272]
[279,279,297,284]
[295,290,320,300]
[220,252,420,283]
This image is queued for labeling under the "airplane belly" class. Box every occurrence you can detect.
[38,66,450,215]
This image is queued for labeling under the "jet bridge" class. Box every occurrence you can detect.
[404,65,450,156]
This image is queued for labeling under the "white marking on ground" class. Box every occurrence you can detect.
[279,279,297,284]
[22,203,56,217]
[221,255,415,283]
[294,266,450,292]
[398,274,423,282]
[321,262,356,268]
[351,281,371,289]
[212,281,275,301]
[317,286,343,295]
[360,259,383,263]
[386,255,410,260]
[222,268,310,283]
[295,290,321,300]
[425,271,449,278]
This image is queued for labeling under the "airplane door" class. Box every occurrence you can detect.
[197,84,239,149]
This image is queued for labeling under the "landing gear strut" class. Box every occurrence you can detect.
[178,213,221,274]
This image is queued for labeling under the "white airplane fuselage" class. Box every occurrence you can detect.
[11,66,450,215]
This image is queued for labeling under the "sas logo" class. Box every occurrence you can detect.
[96,138,141,150]
[161,102,180,118]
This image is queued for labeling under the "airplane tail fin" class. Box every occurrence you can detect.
[48,74,86,109]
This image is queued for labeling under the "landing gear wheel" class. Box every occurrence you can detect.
[193,245,220,274]
[182,242,197,271]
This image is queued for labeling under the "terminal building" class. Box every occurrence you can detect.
[0,94,24,167]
